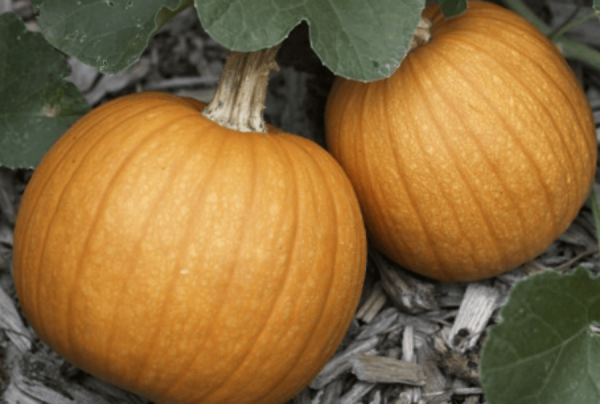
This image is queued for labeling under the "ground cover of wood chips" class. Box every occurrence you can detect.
[1,0,600,403]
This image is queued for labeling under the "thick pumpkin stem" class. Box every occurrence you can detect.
[408,17,432,52]
[203,45,281,133]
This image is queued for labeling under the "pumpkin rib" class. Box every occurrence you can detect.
[374,78,419,259]
[257,135,344,403]
[396,57,463,279]
[158,131,317,403]
[183,134,286,403]
[267,133,365,403]
[31,100,176,345]
[367,78,415,255]
[327,81,372,230]
[364,79,415,258]
[443,31,585,235]
[274,133,366,401]
[377,69,444,273]
[442,3,593,203]
[442,20,585,202]
[203,135,334,404]
[406,50,506,278]
[423,34,560,255]
[417,42,530,243]
[199,133,265,403]
[16,98,148,330]
[428,78,516,276]
[245,135,307,404]
[151,126,234,398]
[264,137,351,403]
[410,52,501,271]
[64,107,206,370]
[155,131,261,402]
[256,135,343,404]
[113,115,228,390]
[118,133,202,385]
[356,83,383,237]
[394,55,474,275]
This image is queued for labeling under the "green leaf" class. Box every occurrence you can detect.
[481,267,600,404]
[32,0,192,74]
[0,13,89,169]
[439,0,468,17]
[196,0,425,82]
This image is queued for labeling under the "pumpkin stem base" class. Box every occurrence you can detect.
[203,45,281,133]
[409,17,432,52]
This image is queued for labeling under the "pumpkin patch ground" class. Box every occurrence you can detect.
[2,1,600,403]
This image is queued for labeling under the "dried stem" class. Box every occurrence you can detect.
[203,45,281,133]
[409,17,432,52]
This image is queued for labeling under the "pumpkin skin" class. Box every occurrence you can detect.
[325,1,597,282]
[12,92,367,404]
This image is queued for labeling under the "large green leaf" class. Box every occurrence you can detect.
[481,267,600,404]
[32,0,192,74]
[32,0,428,81]
[0,13,89,169]
[196,0,425,82]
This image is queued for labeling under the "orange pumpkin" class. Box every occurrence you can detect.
[12,92,366,404]
[325,1,597,281]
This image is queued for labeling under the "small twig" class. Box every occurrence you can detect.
[552,247,599,272]
[548,4,583,38]
[550,11,596,41]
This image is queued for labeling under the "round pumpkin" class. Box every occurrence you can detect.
[325,1,597,281]
[12,92,366,404]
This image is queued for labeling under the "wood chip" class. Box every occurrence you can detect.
[355,281,387,323]
[0,286,32,353]
[369,389,382,404]
[4,348,108,404]
[448,282,500,350]
[418,342,451,404]
[312,379,343,404]
[433,329,480,385]
[401,325,422,402]
[463,396,480,404]
[351,354,426,386]
[395,311,439,336]
[372,253,438,314]
[310,336,379,389]
[356,307,399,340]
[339,381,374,404]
